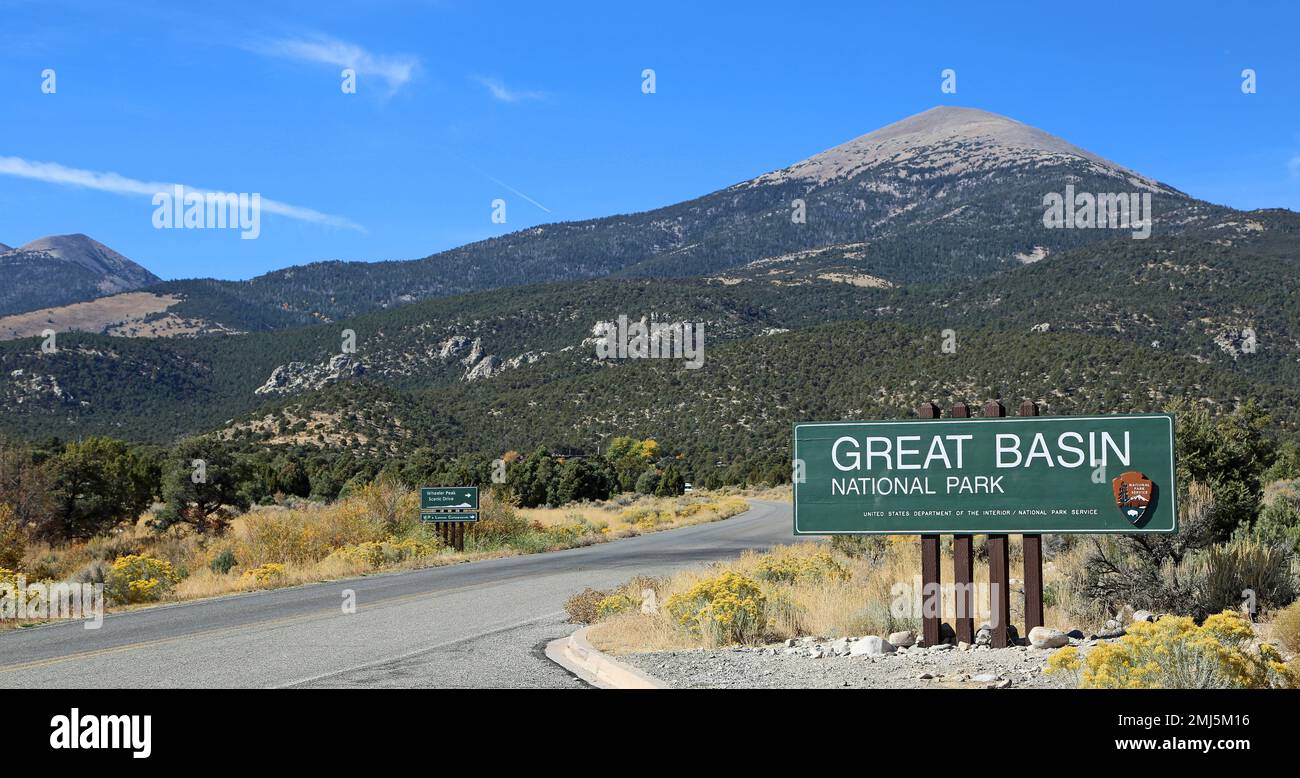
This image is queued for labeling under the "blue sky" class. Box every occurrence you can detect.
[1,0,1297,281]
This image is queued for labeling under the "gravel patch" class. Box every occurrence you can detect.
[623,640,1106,689]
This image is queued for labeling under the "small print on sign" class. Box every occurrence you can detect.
[1112,471,1154,526]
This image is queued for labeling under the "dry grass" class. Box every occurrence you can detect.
[519,492,749,538]
[588,536,1077,654]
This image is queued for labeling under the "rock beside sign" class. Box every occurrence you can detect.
[849,635,896,656]
[1028,626,1070,649]
[888,630,916,648]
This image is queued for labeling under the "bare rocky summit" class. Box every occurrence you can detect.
[748,106,1173,193]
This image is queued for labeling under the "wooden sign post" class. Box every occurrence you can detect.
[420,487,480,552]
[1019,400,1045,635]
[982,400,1011,648]
[950,401,975,645]
[917,402,942,648]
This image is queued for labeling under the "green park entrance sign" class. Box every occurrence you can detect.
[793,413,1176,535]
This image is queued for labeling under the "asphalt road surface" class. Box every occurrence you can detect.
[0,500,800,688]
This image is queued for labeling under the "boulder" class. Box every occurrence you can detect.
[1028,626,1070,649]
[849,635,896,656]
[1065,629,1085,640]
[1131,610,1155,624]
[889,630,917,648]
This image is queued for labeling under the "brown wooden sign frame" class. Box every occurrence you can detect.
[917,399,1045,647]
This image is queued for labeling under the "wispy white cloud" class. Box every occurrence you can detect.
[0,156,365,232]
[471,75,547,103]
[246,33,419,95]
[1289,155,1300,177]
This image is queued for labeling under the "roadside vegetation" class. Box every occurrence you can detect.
[0,450,752,627]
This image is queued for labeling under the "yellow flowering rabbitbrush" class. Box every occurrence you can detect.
[1045,610,1299,689]
[595,592,636,619]
[753,552,849,584]
[106,555,181,604]
[665,571,766,645]
[240,563,287,588]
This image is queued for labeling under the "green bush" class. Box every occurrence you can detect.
[1194,536,1295,616]
[1254,482,1300,553]
[209,548,239,576]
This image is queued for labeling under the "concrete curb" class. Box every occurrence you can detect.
[545,626,669,689]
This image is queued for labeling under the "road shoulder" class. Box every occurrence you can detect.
[545,626,670,689]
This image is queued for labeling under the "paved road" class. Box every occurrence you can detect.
[0,500,799,688]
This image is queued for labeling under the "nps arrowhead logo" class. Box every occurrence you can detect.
[1112,471,1155,526]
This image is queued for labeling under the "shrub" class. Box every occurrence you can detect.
[331,541,387,569]
[830,535,892,562]
[1193,536,1295,616]
[106,555,181,604]
[72,559,111,585]
[0,504,25,569]
[564,587,609,624]
[1271,600,1300,654]
[468,492,529,547]
[754,551,848,584]
[1066,481,1225,621]
[0,567,20,608]
[1253,487,1300,553]
[354,475,417,535]
[1048,610,1299,689]
[596,592,637,620]
[209,548,238,576]
[387,535,440,561]
[237,504,387,567]
[665,571,767,645]
[240,563,286,588]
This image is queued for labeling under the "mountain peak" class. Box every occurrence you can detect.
[752,105,1167,192]
[15,233,157,283]
[0,234,161,315]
